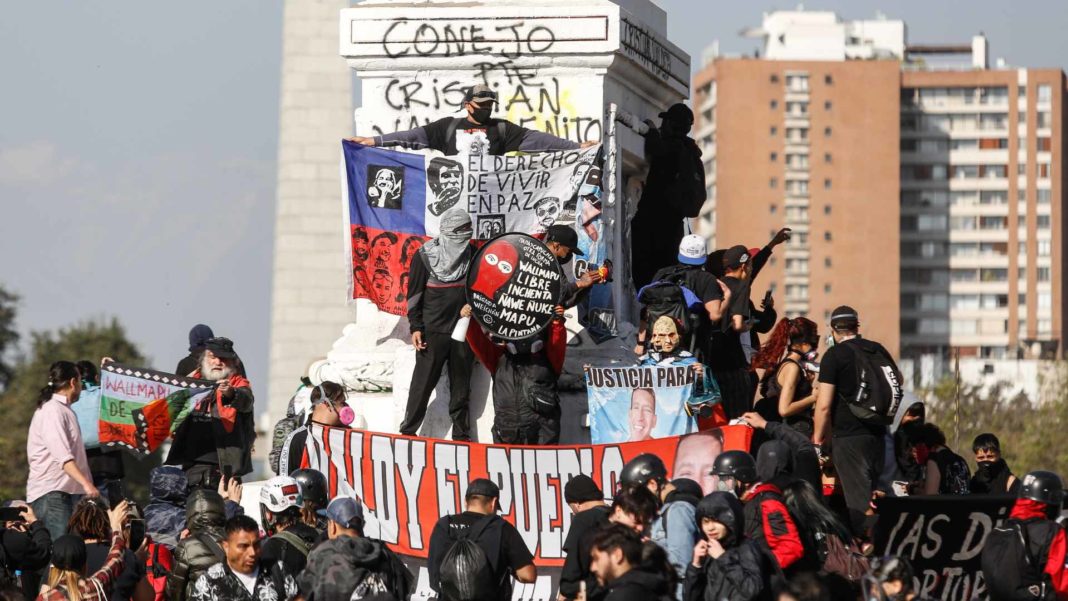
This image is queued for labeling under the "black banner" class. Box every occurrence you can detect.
[874,495,1015,601]
[467,233,563,340]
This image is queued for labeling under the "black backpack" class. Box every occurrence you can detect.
[637,267,703,352]
[438,515,501,601]
[981,519,1058,601]
[841,342,904,426]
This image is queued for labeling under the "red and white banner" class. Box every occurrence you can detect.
[303,424,751,597]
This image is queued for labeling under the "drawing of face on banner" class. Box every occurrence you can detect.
[586,365,697,446]
[426,157,465,216]
[533,196,562,229]
[367,165,404,209]
[467,233,564,341]
[350,224,428,313]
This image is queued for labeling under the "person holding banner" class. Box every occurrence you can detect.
[637,315,723,424]
[349,84,595,155]
[26,360,96,541]
[401,208,476,441]
[165,337,254,489]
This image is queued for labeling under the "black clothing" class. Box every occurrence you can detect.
[817,338,891,438]
[711,368,754,420]
[631,131,706,290]
[928,448,971,495]
[189,561,296,601]
[830,434,884,537]
[261,523,320,576]
[757,359,814,437]
[491,349,561,445]
[424,117,528,155]
[403,249,474,439]
[176,354,199,378]
[166,384,256,478]
[427,511,534,601]
[86,542,144,601]
[86,448,126,484]
[166,490,228,601]
[296,535,414,601]
[970,459,1020,495]
[762,422,822,497]
[706,276,749,371]
[400,333,473,440]
[603,567,673,601]
[648,263,724,357]
[559,505,611,599]
[1,521,51,594]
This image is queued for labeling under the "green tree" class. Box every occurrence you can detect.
[0,286,19,391]
[0,317,151,501]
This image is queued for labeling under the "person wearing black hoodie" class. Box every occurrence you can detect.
[969,433,1020,495]
[589,524,674,601]
[684,492,770,601]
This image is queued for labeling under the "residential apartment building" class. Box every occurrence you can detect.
[693,9,1066,364]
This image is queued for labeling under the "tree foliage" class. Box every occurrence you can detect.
[923,366,1068,477]
[0,315,151,502]
[0,286,19,391]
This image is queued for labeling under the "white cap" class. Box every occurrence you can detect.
[678,234,708,266]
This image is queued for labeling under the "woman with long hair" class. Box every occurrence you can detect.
[751,317,820,437]
[27,361,97,541]
[37,501,129,601]
[65,498,153,601]
[781,479,868,590]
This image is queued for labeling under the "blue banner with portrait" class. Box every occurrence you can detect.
[586,365,697,444]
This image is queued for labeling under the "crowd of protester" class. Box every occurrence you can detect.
[1,87,1061,601]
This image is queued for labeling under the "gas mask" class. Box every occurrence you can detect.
[317,384,355,426]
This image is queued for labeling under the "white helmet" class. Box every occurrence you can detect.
[260,476,303,513]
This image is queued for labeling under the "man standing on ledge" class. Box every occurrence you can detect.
[349,84,596,155]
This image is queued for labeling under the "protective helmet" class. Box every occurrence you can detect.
[712,451,757,484]
[289,469,329,508]
[1019,470,1065,506]
[259,476,304,513]
[620,454,668,488]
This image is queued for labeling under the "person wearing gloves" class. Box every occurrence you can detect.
[684,492,770,601]
[400,208,476,441]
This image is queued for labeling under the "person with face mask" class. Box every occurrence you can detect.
[401,208,477,440]
[349,84,595,155]
[969,433,1020,495]
[544,224,603,307]
[630,103,707,291]
[278,381,359,476]
[751,317,821,439]
[637,316,722,425]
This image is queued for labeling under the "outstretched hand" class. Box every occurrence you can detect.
[348,136,374,146]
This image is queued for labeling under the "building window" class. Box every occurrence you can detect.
[824,100,832,110]
[824,283,832,293]
[1018,189,1028,203]
[1037,111,1052,129]
[1038,84,1052,103]
[825,257,832,267]
[824,153,832,163]
[770,74,780,84]
[1038,240,1051,256]
[770,152,778,161]
[770,99,778,109]
[1038,267,1051,282]
[824,74,833,85]
[770,126,778,136]
[1037,137,1051,151]
[769,178,778,189]
[1038,215,1051,229]
[786,74,809,92]
[824,205,831,215]
[824,179,832,189]
[824,231,832,241]
[769,204,777,214]
[1017,163,1027,176]
[1038,189,1051,204]
[824,126,832,137]
[1038,163,1051,179]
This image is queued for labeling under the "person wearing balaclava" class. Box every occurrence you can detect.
[348,83,594,155]
[969,433,1021,495]
[400,208,477,441]
[630,103,707,290]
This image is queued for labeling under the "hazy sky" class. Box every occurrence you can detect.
[1,1,1064,414]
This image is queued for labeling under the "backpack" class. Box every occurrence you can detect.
[842,342,904,426]
[269,415,303,475]
[981,519,1057,601]
[438,515,501,601]
[272,529,311,560]
[637,267,704,352]
[666,141,706,219]
[145,542,173,601]
[816,532,869,583]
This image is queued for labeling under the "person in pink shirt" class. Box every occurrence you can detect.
[26,360,97,541]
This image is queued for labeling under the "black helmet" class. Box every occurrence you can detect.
[712,451,757,484]
[289,468,329,508]
[620,454,668,489]
[1019,470,1065,506]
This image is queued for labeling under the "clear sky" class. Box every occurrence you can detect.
[1,1,1064,414]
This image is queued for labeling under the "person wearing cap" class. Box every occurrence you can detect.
[297,496,414,601]
[427,478,536,600]
[630,102,706,290]
[636,234,729,358]
[980,471,1068,599]
[401,208,477,441]
[545,223,604,307]
[705,245,759,419]
[277,381,356,477]
[559,475,611,601]
[165,336,255,490]
[813,306,897,538]
[349,83,595,155]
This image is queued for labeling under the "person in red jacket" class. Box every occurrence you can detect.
[712,449,804,571]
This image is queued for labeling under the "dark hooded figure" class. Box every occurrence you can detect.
[743,442,804,572]
[165,490,230,601]
[297,535,414,601]
[684,492,772,601]
[175,324,214,377]
[144,466,189,550]
[649,478,704,599]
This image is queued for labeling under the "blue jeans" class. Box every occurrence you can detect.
[31,491,78,541]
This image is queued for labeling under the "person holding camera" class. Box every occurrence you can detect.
[67,497,152,601]
[0,502,51,595]
[37,500,130,601]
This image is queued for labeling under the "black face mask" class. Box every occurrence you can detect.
[977,459,1004,475]
[471,107,492,124]
[557,253,572,266]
